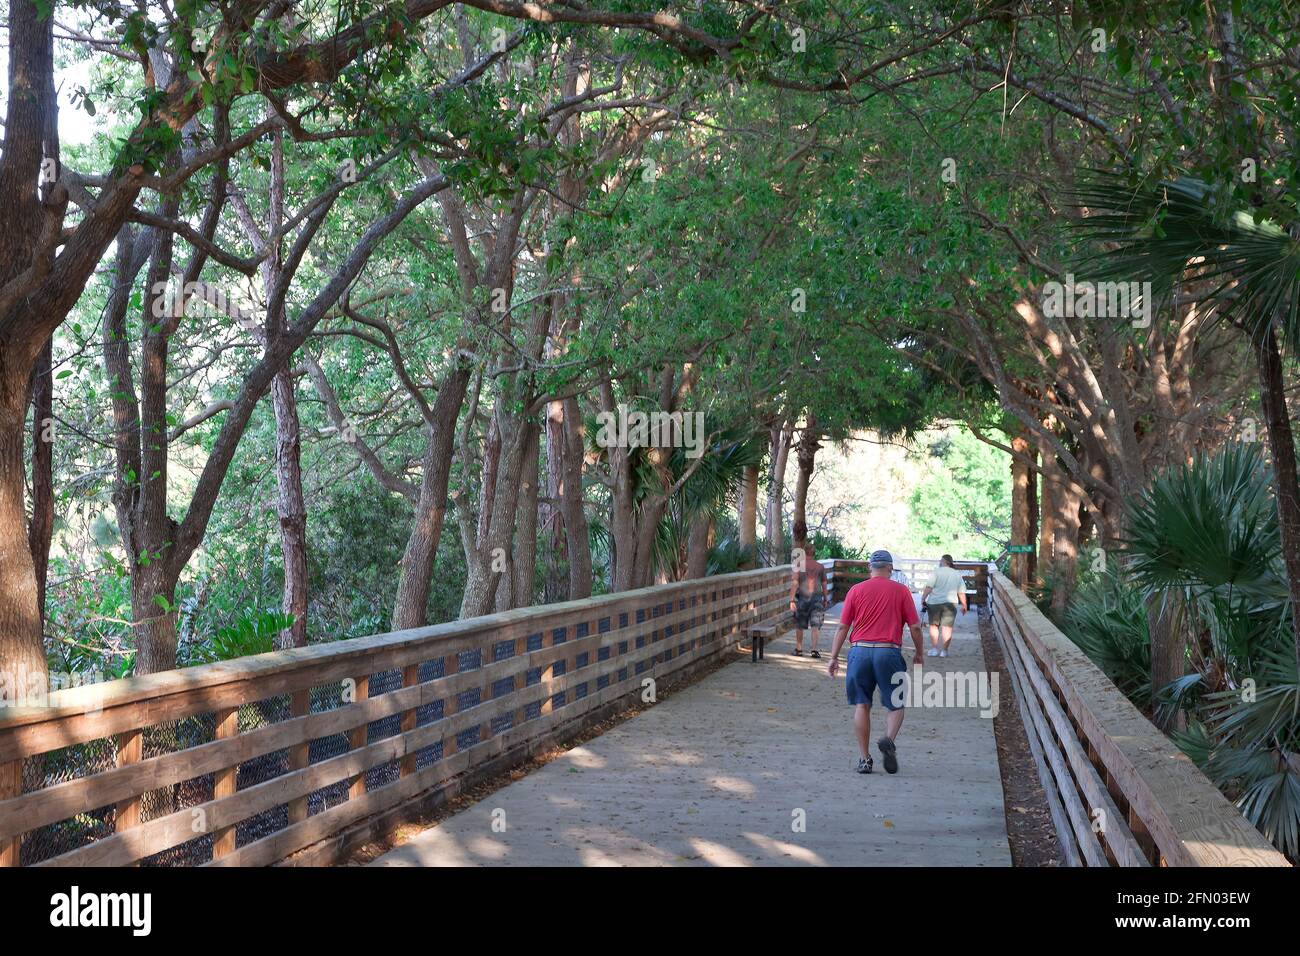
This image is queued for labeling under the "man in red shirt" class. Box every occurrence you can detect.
[827,550,924,774]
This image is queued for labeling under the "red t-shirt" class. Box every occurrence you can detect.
[841,577,919,645]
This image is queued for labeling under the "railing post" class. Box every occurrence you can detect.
[538,632,554,720]
[0,758,20,866]
[212,708,238,859]
[288,689,310,822]
[442,654,460,761]
[511,635,528,731]
[348,676,370,799]
[399,665,419,779]
[115,728,142,862]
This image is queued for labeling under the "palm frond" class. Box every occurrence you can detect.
[1069,171,1300,349]
[1124,443,1282,600]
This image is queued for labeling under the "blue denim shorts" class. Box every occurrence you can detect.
[845,644,907,710]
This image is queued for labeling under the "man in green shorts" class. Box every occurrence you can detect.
[920,554,968,658]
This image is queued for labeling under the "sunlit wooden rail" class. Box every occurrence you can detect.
[989,571,1289,867]
[0,567,787,867]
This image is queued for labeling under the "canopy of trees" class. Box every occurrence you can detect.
[3,7,1298,856]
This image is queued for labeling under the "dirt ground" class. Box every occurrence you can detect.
[979,614,1065,866]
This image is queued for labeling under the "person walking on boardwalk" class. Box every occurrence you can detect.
[789,543,829,658]
[826,550,923,774]
[920,554,968,658]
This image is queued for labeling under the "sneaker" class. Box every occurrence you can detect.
[926,648,938,657]
[810,650,821,659]
[938,649,948,658]
[878,736,898,774]
[856,756,873,774]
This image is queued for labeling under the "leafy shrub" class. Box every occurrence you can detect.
[182,611,296,666]
[1064,566,1152,706]
[1065,444,1299,859]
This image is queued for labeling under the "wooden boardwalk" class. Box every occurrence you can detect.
[371,600,1010,867]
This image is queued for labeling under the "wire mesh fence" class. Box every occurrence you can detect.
[4,568,788,867]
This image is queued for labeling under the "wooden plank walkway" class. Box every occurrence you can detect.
[371,599,1010,866]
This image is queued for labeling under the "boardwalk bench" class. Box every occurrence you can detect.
[748,624,776,662]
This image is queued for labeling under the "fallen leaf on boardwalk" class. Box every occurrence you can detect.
[883,820,895,828]
[766,707,778,713]
[1011,806,1028,814]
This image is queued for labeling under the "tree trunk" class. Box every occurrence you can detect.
[272,369,309,648]
[1254,324,1300,674]
[1078,500,1095,551]
[511,422,541,608]
[686,513,712,579]
[0,384,46,698]
[544,394,592,602]
[609,463,638,592]
[543,400,567,603]
[131,567,179,675]
[1036,435,1053,586]
[0,4,62,699]
[262,128,308,650]
[557,396,592,598]
[1027,445,1039,584]
[738,464,759,566]
[28,339,54,619]
[392,365,470,629]
[1048,474,1083,615]
[1147,592,1186,729]
[792,419,819,548]
[460,408,532,619]
[1010,433,1033,588]
[125,198,182,676]
[765,420,793,559]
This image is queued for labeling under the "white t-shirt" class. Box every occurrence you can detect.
[925,566,966,605]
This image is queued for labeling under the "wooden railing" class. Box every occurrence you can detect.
[823,557,990,607]
[989,571,1289,867]
[0,566,788,868]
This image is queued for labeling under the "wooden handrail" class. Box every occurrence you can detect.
[989,571,1290,867]
[0,566,788,867]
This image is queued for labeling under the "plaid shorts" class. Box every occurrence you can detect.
[794,592,825,629]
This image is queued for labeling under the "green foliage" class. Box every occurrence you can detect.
[1067,445,1300,858]
[1126,443,1289,671]
[808,529,862,562]
[907,429,1011,560]
[1065,566,1153,706]
[1071,173,1300,350]
[183,611,296,666]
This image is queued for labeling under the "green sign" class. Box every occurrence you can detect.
[1007,544,1034,554]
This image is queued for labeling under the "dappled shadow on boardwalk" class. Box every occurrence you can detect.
[371,602,1010,867]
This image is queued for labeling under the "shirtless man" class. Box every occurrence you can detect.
[790,543,829,658]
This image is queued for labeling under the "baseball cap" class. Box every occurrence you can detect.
[869,549,893,568]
